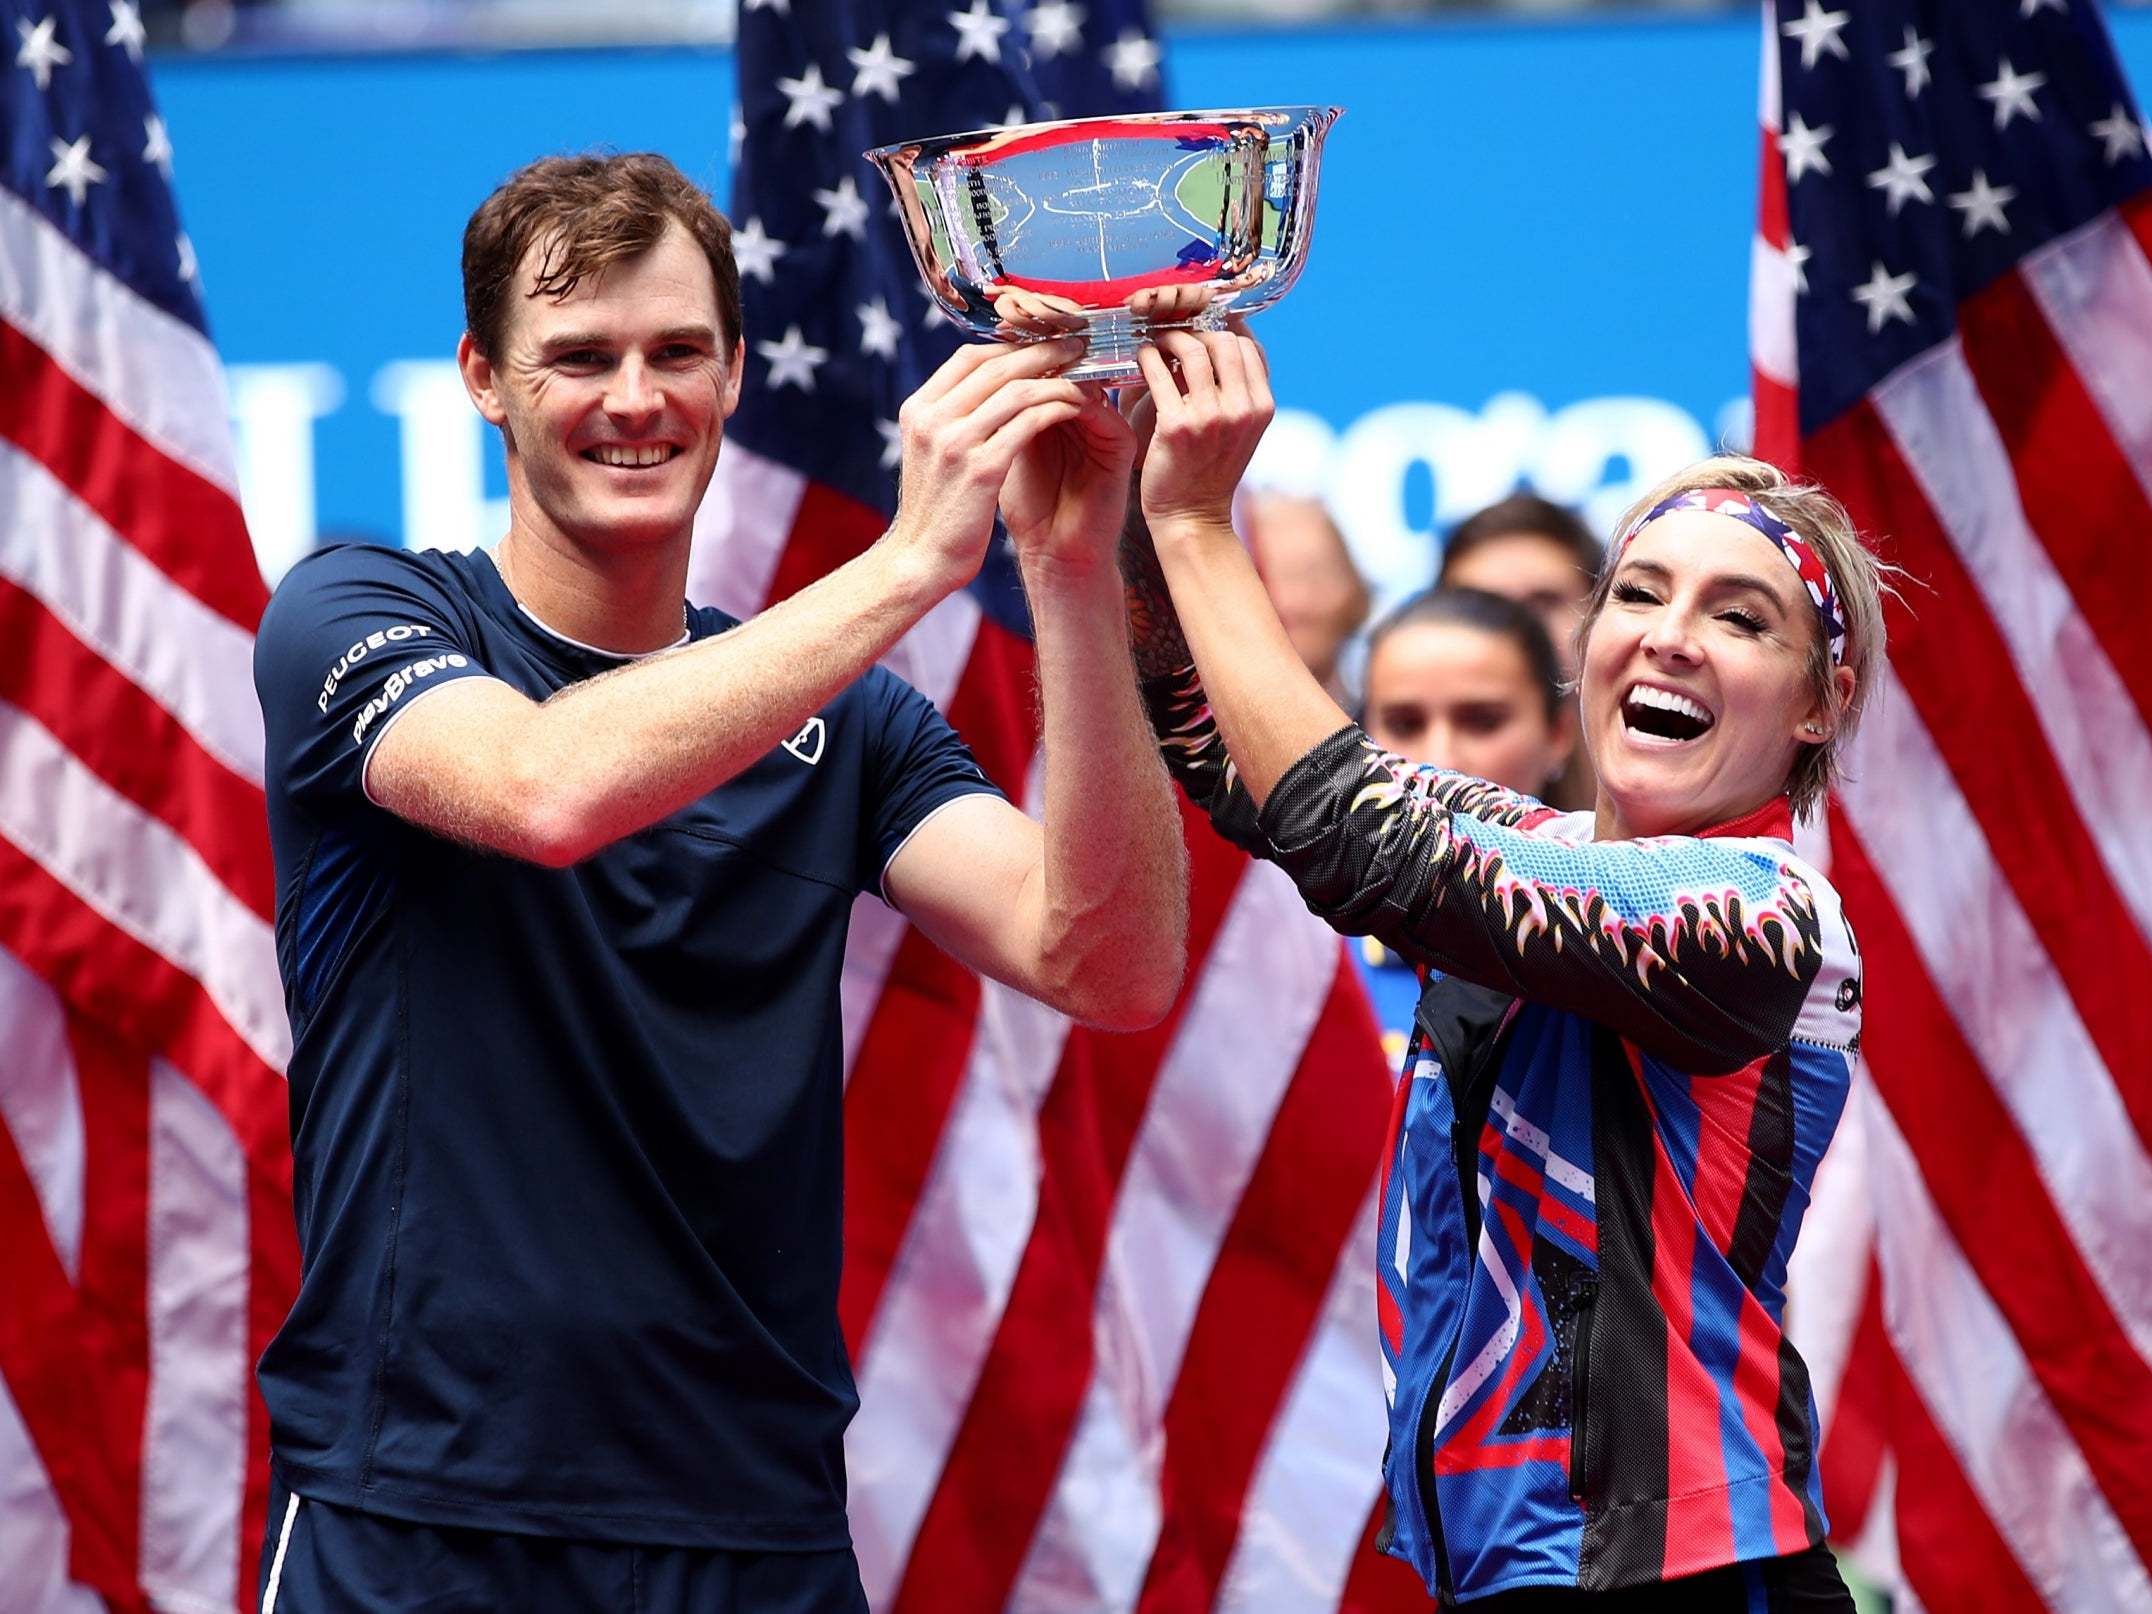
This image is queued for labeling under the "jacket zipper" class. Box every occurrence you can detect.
[1413,1344,1458,1604]
[1568,1278,1599,1501]
[1405,999,1517,1606]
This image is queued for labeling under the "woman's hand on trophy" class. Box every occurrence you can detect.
[1133,325,1274,538]
[883,336,1090,589]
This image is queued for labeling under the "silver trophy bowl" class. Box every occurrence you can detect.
[866,105,1343,383]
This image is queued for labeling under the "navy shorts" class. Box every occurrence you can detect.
[257,1475,869,1614]
[1461,1544,1854,1612]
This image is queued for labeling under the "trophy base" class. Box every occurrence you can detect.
[1014,304,1229,387]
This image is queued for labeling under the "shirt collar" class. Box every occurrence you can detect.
[1693,795,1796,842]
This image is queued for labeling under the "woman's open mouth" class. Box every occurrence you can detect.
[1621,682,1715,747]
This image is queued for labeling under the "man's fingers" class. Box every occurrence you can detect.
[905,372,1086,461]
[1063,392,1137,463]
[980,396,1086,465]
[935,375,1090,462]
[932,336,1087,420]
[905,334,1083,420]
[909,339,1009,409]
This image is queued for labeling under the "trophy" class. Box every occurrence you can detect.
[866,106,1342,383]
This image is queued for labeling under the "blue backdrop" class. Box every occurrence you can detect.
[151,11,2152,605]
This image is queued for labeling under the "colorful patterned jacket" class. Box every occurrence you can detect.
[1143,670,1863,1603]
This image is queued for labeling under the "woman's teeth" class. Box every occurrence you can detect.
[1621,684,1714,742]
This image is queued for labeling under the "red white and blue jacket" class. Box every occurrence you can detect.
[1144,672,1863,1603]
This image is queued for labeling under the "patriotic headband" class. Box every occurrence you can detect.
[1614,488,1849,667]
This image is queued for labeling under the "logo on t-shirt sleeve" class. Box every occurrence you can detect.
[783,717,827,767]
[349,654,472,744]
[318,624,436,713]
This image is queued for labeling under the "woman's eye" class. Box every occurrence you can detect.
[1720,610,1767,634]
[1612,581,1658,605]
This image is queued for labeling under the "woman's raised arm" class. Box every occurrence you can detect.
[1125,328,1857,1072]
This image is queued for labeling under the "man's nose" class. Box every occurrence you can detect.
[606,356,661,418]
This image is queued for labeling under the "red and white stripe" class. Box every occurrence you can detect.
[1754,5,2152,1605]
[699,443,1407,1611]
[0,166,292,1614]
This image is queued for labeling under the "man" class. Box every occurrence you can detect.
[250,153,1186,1612]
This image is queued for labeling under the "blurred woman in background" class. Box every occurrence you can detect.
[1354,587,1574,1064]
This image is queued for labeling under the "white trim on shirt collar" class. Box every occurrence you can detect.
[484,547,690,659]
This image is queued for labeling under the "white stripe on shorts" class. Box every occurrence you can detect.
[261,1492,301,1614]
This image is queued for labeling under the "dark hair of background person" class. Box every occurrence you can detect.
[1364,586,1566,724]
[462,152,742,358]
[1437,493,1603,584]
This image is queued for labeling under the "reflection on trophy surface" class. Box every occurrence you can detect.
[867,106,1342,383]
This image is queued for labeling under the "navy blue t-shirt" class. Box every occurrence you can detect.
[252,543,1000,1548]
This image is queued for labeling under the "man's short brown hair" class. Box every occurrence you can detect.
[461,152,742,357]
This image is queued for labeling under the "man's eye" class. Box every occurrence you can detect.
[557,350,605,368]
[658,344,702,361]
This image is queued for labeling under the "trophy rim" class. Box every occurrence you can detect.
[863,103,1344,166]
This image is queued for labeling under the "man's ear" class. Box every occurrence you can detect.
[458,331,508,427]
[719,336,746,420]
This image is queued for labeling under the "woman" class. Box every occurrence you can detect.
[1122,328,1882,1610]
[1362,588,1575,797]
[1356,589,1576,1065]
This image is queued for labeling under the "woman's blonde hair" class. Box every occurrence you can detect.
[1578,454,1893,816]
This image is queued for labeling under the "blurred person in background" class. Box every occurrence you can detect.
[1439,492,1605,808]
[1353,586,1574,1062]
[1246,489,1369,705]
[1437,491,1604,678]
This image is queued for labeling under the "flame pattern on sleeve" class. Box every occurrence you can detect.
[1142,662,1268,855]
[1142,666,1830,1073]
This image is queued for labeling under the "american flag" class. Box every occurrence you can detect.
[0,2,296,1612]
[694,2,1428,1610]
[1754,2,2152,1608]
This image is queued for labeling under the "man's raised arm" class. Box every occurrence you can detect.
[884,380,1188,1032]
[361,339,1092,867]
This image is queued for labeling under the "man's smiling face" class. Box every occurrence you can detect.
[464,217,743,555]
